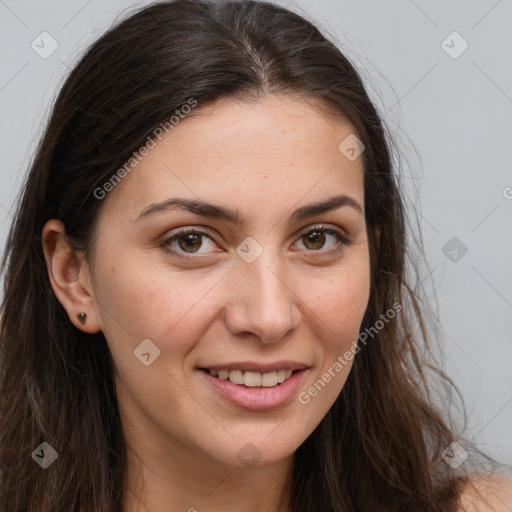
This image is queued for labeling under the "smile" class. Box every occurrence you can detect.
[199,365,308,411]
[207,369,294,387]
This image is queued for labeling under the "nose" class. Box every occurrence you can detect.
[224,249,301,344]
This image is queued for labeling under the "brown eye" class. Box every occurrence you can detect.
[177,233,203,253]
[302,230,326,250]
[294,225,350,253]
[162,228,217,256]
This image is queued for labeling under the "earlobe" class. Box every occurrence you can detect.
[41,219,101,334]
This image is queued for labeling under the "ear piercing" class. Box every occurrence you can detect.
[77,312,87,325]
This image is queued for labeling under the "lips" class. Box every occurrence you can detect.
[198,361,308,410]
[199,360,307,373]
[198,361,307,388]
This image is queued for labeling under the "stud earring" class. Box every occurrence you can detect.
[77,312,87,325]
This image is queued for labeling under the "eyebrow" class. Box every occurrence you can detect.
[134,194,363,224]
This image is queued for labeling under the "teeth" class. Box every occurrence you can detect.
[244,371,261,387]
[261,371,277,387]
[229,370,244,385]
[207,368,296,387]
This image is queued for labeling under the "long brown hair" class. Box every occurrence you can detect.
[0,1,505,510]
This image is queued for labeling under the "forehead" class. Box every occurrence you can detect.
[100,94,365,220]
[163,94,360,163]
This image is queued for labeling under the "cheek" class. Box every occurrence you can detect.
[92,250,228,369]
[295,265,369,429]
[95,254,184,332]
[306,259,370,346]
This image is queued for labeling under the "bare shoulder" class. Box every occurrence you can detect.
[458,473,512,512]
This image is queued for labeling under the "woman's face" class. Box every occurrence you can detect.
[87,94,370,468]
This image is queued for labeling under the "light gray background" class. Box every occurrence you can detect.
[1,0,511,466]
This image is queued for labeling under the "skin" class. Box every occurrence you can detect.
[42,94,373,511]
[460,474,512,512]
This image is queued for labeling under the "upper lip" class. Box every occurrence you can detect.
[199,360,308,373]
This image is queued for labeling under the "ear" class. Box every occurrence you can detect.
[41,219,101,334]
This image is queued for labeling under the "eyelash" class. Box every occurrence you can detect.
[161,224,351,259]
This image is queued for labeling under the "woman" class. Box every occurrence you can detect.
[0,1,510,510]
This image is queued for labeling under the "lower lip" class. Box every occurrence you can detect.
[200,369,306,411]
